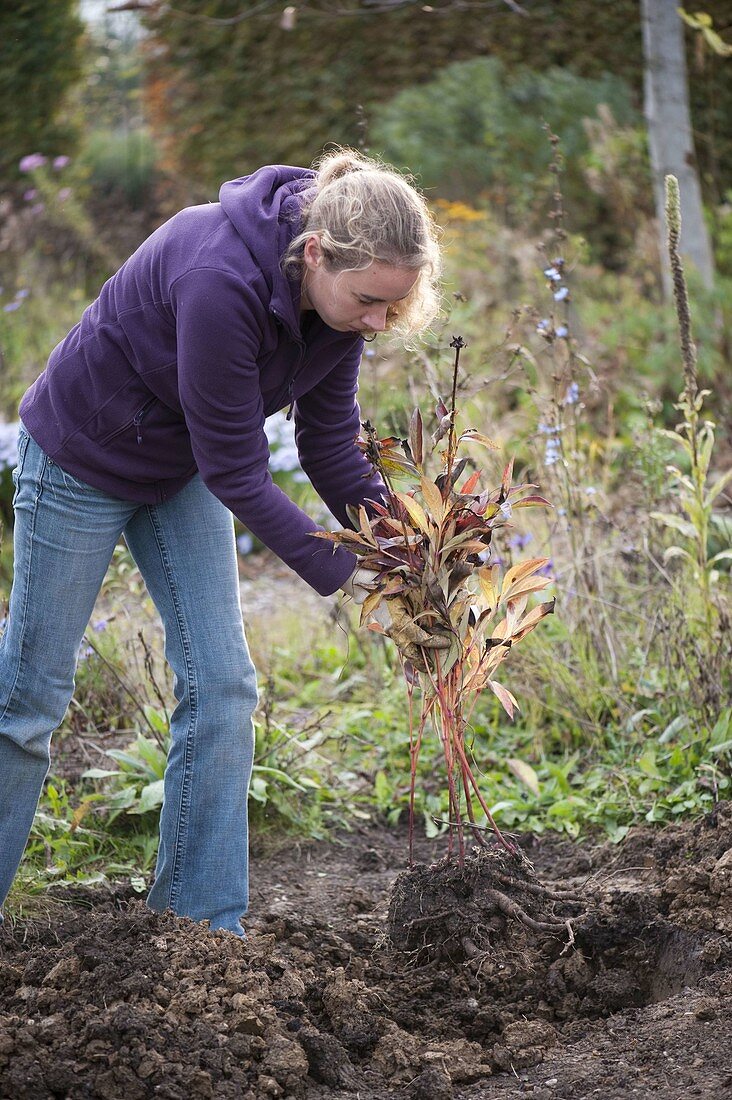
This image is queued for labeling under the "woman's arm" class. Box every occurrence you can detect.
[293,344,386,527]
[172,266,356,595]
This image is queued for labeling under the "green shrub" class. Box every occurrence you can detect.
[372,57,642,255]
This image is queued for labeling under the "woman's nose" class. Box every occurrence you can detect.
[361,304,389,331]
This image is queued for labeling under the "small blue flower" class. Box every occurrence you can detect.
[92,619,108,633]
[237,533,254,556]
[536,318,551,335]
[553,286,569,302]
[563,381,580,405]
[543,267,561,281]
[509,532,533,550]
[544,438,561,466]
[551,257,564,267]
[537,559,554,577]
[14,289,29,300]
[3,302,21,313]
[585,486,597,496]
[364,348,376,359]
[555,325,569,338]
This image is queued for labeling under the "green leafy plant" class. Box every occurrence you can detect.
[83,711,168,821]
[83,702,328,834]
[651,175,732,628]
[320,338,554,862]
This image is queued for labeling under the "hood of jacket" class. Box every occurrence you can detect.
[219,165,316,337]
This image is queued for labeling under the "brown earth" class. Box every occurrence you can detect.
[1,805,731,1100]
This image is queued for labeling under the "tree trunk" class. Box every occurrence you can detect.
[641,0,715,294]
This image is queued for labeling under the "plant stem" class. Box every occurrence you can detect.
[445,336,465,489]
[665,174,699,407]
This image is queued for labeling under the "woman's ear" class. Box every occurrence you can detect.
[302,235,323,271]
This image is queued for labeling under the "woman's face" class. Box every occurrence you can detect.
[301,235,418,335]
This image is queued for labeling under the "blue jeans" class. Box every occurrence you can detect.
[0,427,256,935]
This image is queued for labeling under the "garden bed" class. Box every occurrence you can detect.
[1,805,731,1099]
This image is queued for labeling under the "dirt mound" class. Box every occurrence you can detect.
[387,846,582,963]
[1,805,731,1099]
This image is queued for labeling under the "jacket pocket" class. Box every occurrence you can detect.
[98,397,158,447]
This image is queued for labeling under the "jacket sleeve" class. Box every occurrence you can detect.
[172,266,356,595]
[293,342,387,527]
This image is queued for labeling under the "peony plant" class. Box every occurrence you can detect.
[319,339,555,864]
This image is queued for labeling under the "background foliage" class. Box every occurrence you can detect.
[139,0,732,205]
[0,2,85,181]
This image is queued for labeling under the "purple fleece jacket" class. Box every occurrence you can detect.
[20,166,385,595]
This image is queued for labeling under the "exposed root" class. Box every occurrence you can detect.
[494,871,584,907]
[484,889,574,934]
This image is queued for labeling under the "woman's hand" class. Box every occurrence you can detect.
[340,566,380,604]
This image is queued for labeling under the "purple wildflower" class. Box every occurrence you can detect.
[92,619,108,633]
[509,532,533,550]
[19,153,47,172]
[537,559,554,577]
[23,189,37,202]
[14,289,29,300]
[553,286,569,302]
[3,302,21,313]
[53,156,71,170]
[29,203,45,216]
[536,318,551,335]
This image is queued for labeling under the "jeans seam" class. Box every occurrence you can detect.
[146,504,198,911]
[0,454,49,736]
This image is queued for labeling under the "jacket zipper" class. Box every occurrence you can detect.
[271,306,305,421]
[133,398,157,444]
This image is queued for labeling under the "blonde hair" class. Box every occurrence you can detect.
[284,148,442,338]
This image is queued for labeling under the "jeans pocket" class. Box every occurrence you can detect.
[11,426,31,503]
[46,458,99,498]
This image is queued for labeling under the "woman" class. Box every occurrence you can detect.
[0,149,442,937]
